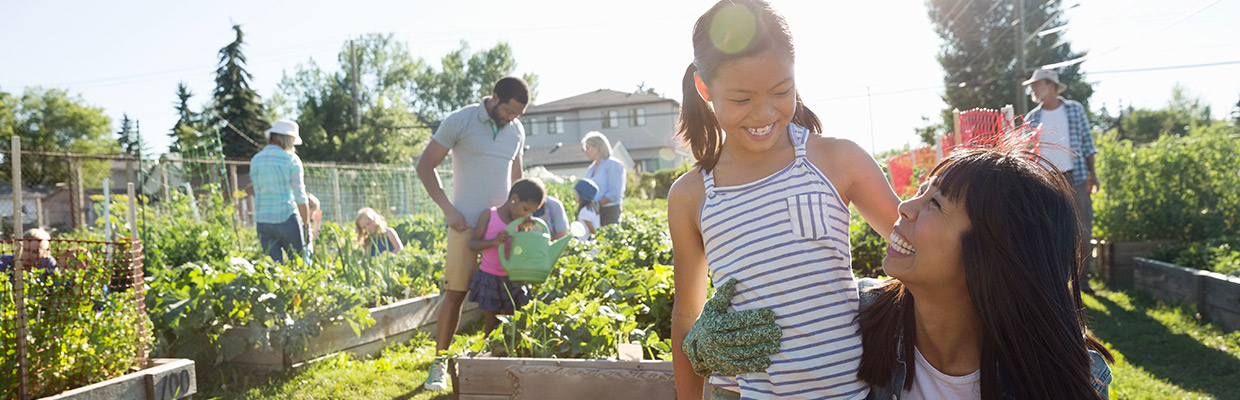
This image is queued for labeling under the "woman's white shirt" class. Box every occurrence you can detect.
[902,347,982,400]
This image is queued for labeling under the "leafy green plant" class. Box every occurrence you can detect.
[1093,124,1240,242]
[1,251,154,398]
[849,208,887,278]
[1150,236,1240,276]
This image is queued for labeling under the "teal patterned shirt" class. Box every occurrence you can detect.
[250,145,308,224]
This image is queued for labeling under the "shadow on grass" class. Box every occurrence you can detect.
[1087,291,1240,399]
[393,387,452,400]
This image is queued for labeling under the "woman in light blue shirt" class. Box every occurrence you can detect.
[581,131,626,227]
[250,120,311,262]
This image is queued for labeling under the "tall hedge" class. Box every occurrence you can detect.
[1093,124,1240,242]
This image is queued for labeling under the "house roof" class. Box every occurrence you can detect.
[0,184,55,198]
[526,89,677,115]
[523,143,592,167]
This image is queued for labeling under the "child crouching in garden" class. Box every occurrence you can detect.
[467,177,546,334]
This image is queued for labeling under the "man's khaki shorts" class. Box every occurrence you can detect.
[443,227,480,293]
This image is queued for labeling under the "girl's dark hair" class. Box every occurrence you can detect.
[857,145,1113,399]
[678,0,821,173]
[509,177,546,204]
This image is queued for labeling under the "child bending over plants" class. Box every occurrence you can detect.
[467,177,546,335]
[355,207,404,256]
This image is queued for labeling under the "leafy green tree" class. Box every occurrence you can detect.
[277,34,429,163]
[0,87,113,186]
[210,25,269,160]
[926,0,1091,141]
[409,41,538,127]
[1116,86,1215,143]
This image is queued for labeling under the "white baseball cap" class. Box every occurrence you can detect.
[1021,68,1067,94]
[266,120,302,145]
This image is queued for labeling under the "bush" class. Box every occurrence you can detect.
[1093,124,1240,242]
[1150,236,1240,277]
[850,208,886,278]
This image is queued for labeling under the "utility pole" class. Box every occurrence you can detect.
[1015,0,1028,115]
[350,39,361,130]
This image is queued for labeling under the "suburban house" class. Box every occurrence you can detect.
[520,89,684,177]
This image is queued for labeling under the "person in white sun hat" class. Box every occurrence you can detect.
[249,119,312,263]
[1022,68,1099,294]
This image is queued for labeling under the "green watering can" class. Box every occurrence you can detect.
[499,216,572,284]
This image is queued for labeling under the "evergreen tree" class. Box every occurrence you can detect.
[170,82,198,153]
[210,25,269,160]
[925,0,1091,142]
[117,113,142,156]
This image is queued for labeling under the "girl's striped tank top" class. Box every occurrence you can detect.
[700,123,867,399]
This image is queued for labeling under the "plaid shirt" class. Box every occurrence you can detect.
[1026,97,1097,186]
[250,145,308,224]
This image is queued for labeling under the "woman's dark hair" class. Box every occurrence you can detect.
[509,177,546,204]
[857,145,1113,399]
[493,76,530,105]
[678,0,821,173]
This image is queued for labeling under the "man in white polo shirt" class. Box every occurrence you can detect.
[416,76,529,391]
[1023,68,1099,294]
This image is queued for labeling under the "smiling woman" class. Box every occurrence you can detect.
[858,146,1114,399]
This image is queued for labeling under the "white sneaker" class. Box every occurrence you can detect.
[424,357,449,391]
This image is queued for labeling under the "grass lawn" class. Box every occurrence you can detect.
[193,282,1240,399]
[1086,284,1240,399]
[195,332,455,400]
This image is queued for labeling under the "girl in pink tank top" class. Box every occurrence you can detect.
[467,178,546,335]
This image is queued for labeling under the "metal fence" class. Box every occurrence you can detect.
[1,238,148,399]
[5,150,451,236]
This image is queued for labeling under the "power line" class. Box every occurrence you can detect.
[1043,0,1223,70]
[1089,60,1240,75]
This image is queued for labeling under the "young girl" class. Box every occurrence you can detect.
[668,1,900,398]
[468,177,546,334]
[574,178,602,241]
[355,207,403,256]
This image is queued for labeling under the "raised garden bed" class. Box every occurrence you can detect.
[450,356,674,400]
[1134,257,1240,331]
[39,358,196,400]
[223,293,481,370]
[1097,240,1178,287]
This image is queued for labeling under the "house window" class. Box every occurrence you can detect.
[527,117,539,135]
[549,116,564,134]
[629,108,646,126]
[603,110,620,129]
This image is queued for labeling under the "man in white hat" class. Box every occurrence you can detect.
[415,76,529,391]
[1023,68,1099,293]
[250,119,311,263]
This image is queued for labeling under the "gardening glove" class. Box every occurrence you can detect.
[681,278,782,377]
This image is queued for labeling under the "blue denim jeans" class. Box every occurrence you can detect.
[257,214,305,263]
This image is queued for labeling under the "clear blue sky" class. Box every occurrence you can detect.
[4,0,1238,158]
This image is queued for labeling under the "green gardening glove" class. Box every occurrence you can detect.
[681,278,782,377]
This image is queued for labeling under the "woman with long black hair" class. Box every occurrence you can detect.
[685,146,1114,399]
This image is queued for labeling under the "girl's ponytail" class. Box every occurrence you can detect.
[677,63,724,173]
[792,91,822,134]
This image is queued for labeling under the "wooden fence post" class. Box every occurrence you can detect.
[952,108,963,147]
[331,165,343,224]
[70,158,85,229]
[160,162,171,202]
[229,164,240,223]
[11,137,29,400]
[34,198,43,229]
[127,182,148,367]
